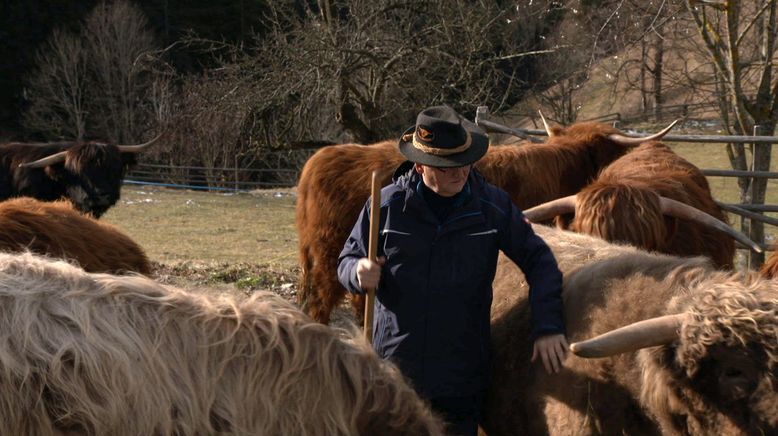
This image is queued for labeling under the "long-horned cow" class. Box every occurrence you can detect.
[481,225,777,435]
[524,141,758,269]
[0,135,159,217]
[296,121,677,323]
[0,252,445,436]
[0,197,151,274]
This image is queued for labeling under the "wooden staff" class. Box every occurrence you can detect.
[364,170,380,342]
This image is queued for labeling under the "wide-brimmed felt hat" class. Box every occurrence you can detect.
[398,105,488,167]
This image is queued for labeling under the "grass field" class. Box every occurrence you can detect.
[103,186,298,267]
[101,187,305,305]
[669,142,778,207]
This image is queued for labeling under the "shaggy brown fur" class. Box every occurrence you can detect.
[297,122,641,324]
[0,252,444,436]
[0,197,150,274]
[759,249,778,278]
[295,141,403,324]
[482,225,778,435]
[562,141,735,269]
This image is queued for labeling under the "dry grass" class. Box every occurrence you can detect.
[102,185,359,327]
[103,186,298,268]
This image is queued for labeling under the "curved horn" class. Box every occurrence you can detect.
[659,197,763,253]
[117,133,163,153]
[18,150,68,168]
[538,110,553,137]
[607,119,680,146]
[523,195,577,222]
[570,314,685,358]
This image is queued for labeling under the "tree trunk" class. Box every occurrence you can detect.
[336,101,377,144]
[640,40,648,114]
[652,31,664,121]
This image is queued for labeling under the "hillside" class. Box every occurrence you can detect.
[500,14,734,133]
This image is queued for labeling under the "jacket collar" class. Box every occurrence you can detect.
[392,161,487,228]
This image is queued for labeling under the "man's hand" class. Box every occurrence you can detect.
[356,256,385,290]
[531,333,569,374]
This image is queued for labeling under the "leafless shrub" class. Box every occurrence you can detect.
[23,0,160,143]
[23,29,89,140]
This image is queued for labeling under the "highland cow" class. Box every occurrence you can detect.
[482,225,777,435]
[0,252,444,436]
[0,135,159,217]
[0,197,150,274]
[296,121,677,324]
[524,141,758,269]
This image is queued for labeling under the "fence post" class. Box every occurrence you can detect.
[234,154,239,193]
[749,124,770,269]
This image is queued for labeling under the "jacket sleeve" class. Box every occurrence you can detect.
[337,200,371,295]
[498,197,566,340]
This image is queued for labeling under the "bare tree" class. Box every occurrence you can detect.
[83,0,158,143]
[684,0,778,266]
[143,51,269,187]
[516,1,590,123]
[526,0,677,123]
[150,0,591,182]
[247,0,545,144]
[575,0,684,123]
[23,0,160,142]
[23,29,89,140]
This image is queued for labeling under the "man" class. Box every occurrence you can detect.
[337,105,567,436]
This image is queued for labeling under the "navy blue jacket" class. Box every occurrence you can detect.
[337,163,564,399]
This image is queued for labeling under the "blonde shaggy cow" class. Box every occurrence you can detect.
[482,225,778,435]
[0,253,444,436]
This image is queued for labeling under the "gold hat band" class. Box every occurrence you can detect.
[408,129,472,156]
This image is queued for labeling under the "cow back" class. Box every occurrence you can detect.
[0,197,150,274]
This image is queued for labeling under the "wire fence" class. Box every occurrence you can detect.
[126,150,315,191]
[125,131,778,208]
